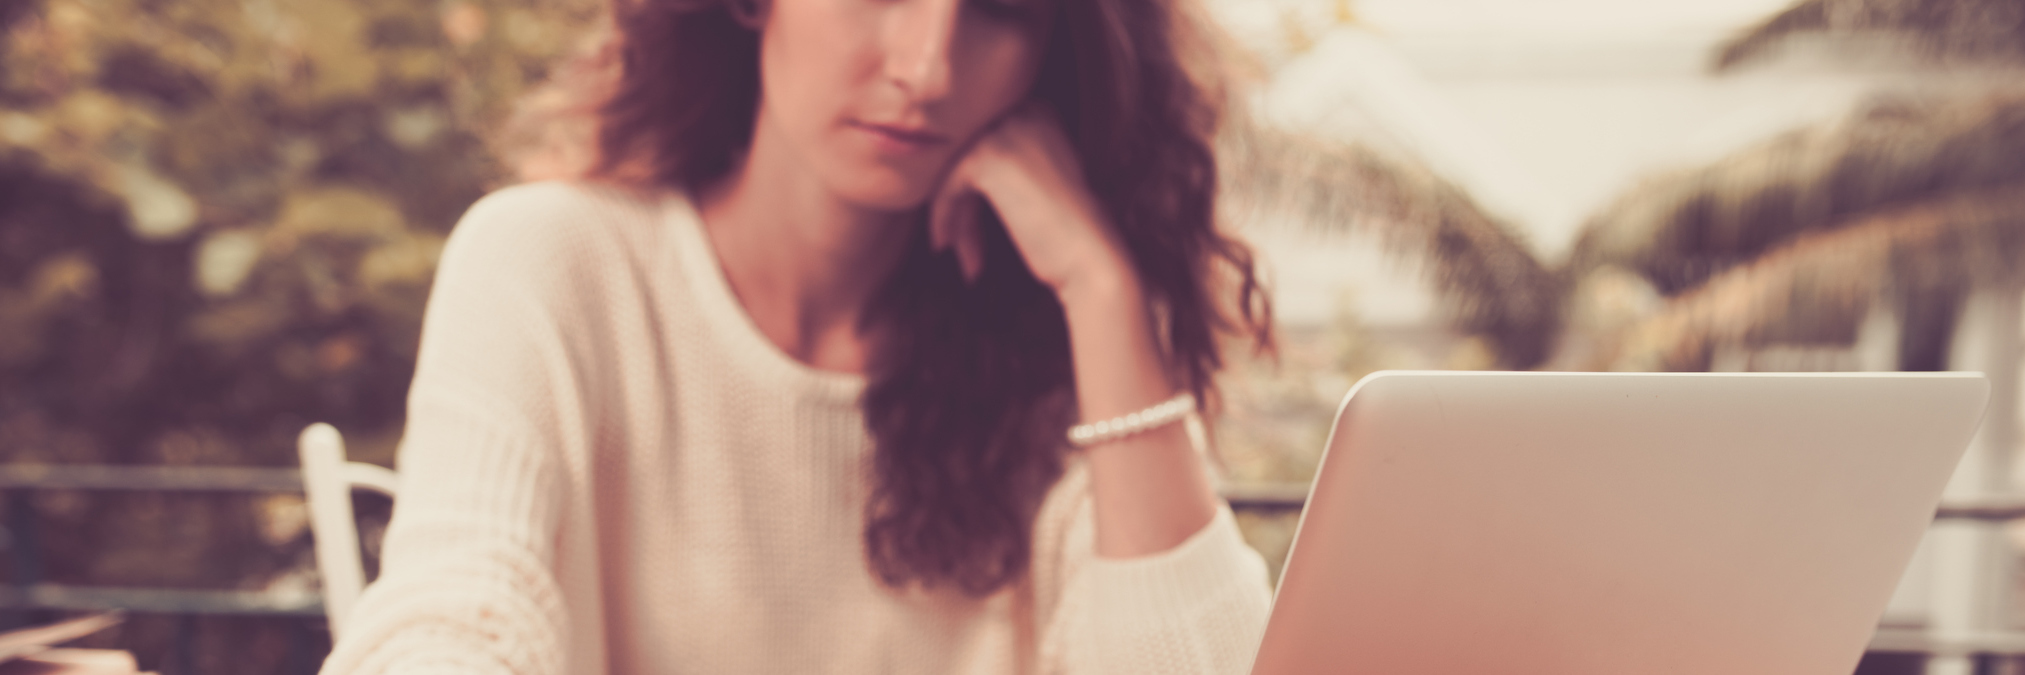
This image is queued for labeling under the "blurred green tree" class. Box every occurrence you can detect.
[0,0,597,670]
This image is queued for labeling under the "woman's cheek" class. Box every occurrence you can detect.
[958,29,1043,128]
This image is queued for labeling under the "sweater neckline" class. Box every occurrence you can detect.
[660,190,867,404]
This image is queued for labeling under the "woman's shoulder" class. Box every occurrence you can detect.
[443,180,673,272]
[456,180,665,244]
[428,181,685,319]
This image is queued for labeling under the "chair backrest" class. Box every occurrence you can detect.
[297,423,400,638]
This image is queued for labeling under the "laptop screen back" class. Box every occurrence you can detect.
[1250,371,1987,675]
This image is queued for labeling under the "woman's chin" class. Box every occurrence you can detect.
[829,171,939,214]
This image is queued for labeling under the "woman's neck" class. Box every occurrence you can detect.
[695,128,912,375]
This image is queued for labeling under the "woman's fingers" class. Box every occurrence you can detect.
[928,181,955,252]
[928,168,985,283]
[951,197,983,283]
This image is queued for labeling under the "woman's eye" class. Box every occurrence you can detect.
[967,0,1029,22]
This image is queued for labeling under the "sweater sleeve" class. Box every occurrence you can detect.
[1031,458,1274,675]
[319,186,590,675]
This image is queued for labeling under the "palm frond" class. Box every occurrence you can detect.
[1568,91,2025,295]
[1220,120,1563,369]
[1715,0,2025,71]
[1605,185,2025,371]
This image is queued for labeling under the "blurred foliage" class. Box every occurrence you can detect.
[1566,76,2025,372]
[1204,0,1363,70]
[1222,121,1564,369]
[1716,0,2025,71]
[0,0,597,670]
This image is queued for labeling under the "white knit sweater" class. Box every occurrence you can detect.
[318,181,1273,675]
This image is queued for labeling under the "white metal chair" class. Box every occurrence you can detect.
[297,422,400,638]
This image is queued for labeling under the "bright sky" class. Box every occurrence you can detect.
[1355,0,1800,39]
[1209,0,1843,327]
[1208,0,1808,71]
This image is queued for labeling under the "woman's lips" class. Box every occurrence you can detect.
[853,121,950,154]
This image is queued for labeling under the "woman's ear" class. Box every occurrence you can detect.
[728,0,769,30]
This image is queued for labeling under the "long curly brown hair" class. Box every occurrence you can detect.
[502,0,1273,596]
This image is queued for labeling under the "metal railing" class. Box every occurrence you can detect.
[0,464,334,675]
[0,464,327,617]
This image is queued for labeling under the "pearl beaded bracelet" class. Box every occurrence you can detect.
[1067,392,1196,447]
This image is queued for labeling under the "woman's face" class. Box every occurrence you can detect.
[753,0,1054,211]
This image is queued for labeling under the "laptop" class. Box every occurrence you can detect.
[1250,371,1989,675]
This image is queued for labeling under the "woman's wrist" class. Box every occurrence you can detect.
[1054,251,1143,316]
[1056,255,1179,422]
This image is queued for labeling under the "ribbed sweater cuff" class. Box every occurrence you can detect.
[395,394,563,554]
[1080,506,1270,625]
[322,396,568,675]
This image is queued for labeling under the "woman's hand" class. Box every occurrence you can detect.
[931,103,1217,557]
[928,103,1135,300]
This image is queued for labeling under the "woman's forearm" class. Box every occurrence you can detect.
[953,113,1224,557]
[1057,268,1221,558]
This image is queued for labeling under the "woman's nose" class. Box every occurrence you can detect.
[884,0,958,102]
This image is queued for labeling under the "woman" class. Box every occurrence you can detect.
[321,0,1275,672]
